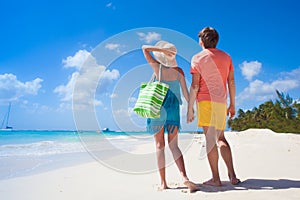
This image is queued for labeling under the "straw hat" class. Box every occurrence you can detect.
[145,40,178,68]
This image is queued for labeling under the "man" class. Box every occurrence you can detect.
[187,27,240,186]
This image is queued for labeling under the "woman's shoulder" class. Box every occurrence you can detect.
[176,67,185,76]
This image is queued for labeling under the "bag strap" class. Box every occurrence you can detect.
[149,64,162,83]
[158,64,162,82]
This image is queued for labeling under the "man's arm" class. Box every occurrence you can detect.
[227,70,236,119]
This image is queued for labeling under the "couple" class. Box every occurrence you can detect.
[142,27,240,192]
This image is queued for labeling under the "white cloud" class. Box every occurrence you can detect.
[237,66,300,104]
[137,32,161,44]
[0,73,43,103]
[106,2,112,7]
[239,61,262,81]
[282,66,300,78]
[62,49,91,70]
[101,69,119,79]
[106,2,116,10]
[238,79,299,102]
[97,69,120,94]
[105,43,120,50]
[54,72,79,102]
[105,43,126,54]
[55,50,120,110]
[110,93,118,99]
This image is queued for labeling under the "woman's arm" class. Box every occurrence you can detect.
[187,73,200,123]
[142,46,160,74]
[178,68,189,102]
[142,45,176,74]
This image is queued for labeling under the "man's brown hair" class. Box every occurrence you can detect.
[198,27,219,48]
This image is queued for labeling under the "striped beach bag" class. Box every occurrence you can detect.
[134,65,169,118]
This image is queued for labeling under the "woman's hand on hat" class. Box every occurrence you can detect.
[160,48,176,57]
[142,45,160,52]
[165,51,176,57]
[142,45,175,56]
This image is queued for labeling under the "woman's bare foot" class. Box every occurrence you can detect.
[183,180,199,193]
[203,178,222,186]
[157,182,169,191]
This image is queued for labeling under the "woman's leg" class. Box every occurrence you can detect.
[167,126,187,179]
[154,127,167,189]
[168,126,198,192]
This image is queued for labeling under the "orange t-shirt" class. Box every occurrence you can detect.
[190,48,234,104]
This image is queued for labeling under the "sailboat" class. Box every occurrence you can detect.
[1,102,13,131]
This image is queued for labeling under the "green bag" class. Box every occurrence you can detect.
[134,65,169,118]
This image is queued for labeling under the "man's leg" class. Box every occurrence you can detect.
[218,131,240,185]
[203,126,222,186]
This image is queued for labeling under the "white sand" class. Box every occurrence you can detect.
[1,129,300,200]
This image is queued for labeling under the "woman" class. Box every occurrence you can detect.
[142,40,197,192]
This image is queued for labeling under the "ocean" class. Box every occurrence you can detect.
[0,130,197,179]
[0,130,161,180]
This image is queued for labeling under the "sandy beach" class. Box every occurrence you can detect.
[1,129,300,200]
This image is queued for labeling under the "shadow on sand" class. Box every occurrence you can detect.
[175,178,300,193]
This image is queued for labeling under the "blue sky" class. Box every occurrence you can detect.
[0,0,299,130]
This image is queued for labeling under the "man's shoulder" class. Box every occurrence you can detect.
[192,50,210,62]
[214,48,231,58]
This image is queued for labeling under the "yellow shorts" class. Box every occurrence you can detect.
[197,101,227,130]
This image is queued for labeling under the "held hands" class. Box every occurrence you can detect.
[187,108,195,123]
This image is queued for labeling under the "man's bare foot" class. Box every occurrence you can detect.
[229,176,241,185]
[184,180,199,193]
[203,178,222,186]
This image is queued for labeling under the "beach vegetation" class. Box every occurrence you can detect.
[228,90,300,133]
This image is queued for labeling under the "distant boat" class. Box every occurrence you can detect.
[1,102,13,131]
[102,128,114,133]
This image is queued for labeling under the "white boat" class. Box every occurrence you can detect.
[1,102,13,131]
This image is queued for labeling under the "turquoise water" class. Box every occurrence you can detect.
[0,130,196,179]
[0,130,153,179]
